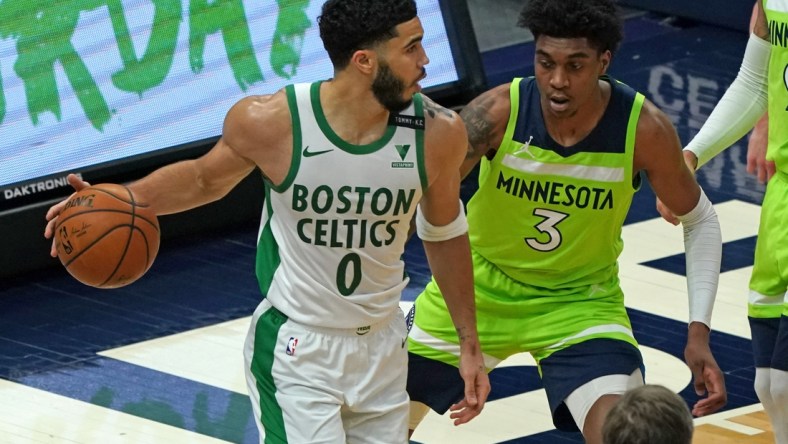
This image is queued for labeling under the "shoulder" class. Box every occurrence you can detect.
[460,82,512,155]
[636,98,676,142]
[633,97,682,171]
[421,94,467,148]
[463,83,512,122]
[223,89,292,154]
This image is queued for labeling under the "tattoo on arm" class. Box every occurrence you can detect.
[460,95,496,160]
[456,326,467,343]
[422,95,455,120]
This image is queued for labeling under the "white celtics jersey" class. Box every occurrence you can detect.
[255,81,427,328]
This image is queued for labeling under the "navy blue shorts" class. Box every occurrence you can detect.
[406,338,643,431]
[749,315,788,370]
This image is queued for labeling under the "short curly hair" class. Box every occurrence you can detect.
[518,0,623,55]
[318,0,418,69]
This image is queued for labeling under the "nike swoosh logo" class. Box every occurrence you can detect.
[303,146,333,157]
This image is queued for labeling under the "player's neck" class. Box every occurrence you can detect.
[543,81,610,148]
[320,78,391,145]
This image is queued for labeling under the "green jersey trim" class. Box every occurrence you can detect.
[256,185,280,296]
[748,303,787,318]
[503,78,523,148]
[310,81,396,154]
[269,84,303,193]
[251,307,287,440]
[625,90,645,188]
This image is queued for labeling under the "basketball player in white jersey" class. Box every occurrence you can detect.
[44,1,489,442]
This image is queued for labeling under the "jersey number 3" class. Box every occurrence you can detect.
[525,208,568,252]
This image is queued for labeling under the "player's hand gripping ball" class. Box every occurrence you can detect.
[54,183,160,288]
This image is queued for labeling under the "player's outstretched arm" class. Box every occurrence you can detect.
[657,1,772,224]
[419,96,490,425]
[125,95,281,216]
[43,93,289,256]
[636,100,727,415]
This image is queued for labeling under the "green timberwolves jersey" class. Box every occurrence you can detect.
[256,81,427,328]
[467,77,644,288]
[764,0,788,172]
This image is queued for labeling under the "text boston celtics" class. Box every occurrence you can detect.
[291,184,417,248]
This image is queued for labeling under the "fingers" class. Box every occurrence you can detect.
[700,366,727,414]
[692,372,706,396]
[47,220,59,257]
[448,398,481,426]
[43,174,90,257]
[44,174,90,225]
[474,371,490,410]
[751,161,775,184]
[689,362,727,416]
[67,173,91,191]
[692,391,726,416]
[449,371,490,426]
[686,355,707,397]
[766,161,776,182]
[746,153,758,176]
[44,200,68,225]
[747,160,768,184]
[464,377,478,407]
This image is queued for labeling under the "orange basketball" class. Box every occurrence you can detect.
[54,183,160,289]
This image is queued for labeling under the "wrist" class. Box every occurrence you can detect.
[688,321,710,341]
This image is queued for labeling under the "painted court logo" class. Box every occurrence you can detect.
[285,337,298,356]
[392,144,414,169]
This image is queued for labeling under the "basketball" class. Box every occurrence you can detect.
[54,183,160,289]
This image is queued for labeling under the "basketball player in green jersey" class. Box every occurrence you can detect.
[44,1,490,442]
[406,1,727,443]
[656,1,787,441]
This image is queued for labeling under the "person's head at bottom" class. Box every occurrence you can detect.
[602,384,693,444]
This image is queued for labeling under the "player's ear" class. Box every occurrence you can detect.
[351,49,376,75]
[599,50,612,74]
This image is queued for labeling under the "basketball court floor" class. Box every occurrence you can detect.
[0,7,776,444]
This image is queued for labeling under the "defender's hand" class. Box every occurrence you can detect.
[449,351,490,426]
[684,323,727,416]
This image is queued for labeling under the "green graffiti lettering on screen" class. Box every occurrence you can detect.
[0,1,312,130]
[272,0,310,79]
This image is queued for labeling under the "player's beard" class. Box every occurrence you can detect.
[372,62,416,113]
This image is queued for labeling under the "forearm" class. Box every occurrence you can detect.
[676,189,721,327]
[422,234,479,347]
[128,160,235,216]
[127,138,255,216]
[685,34,770,167]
